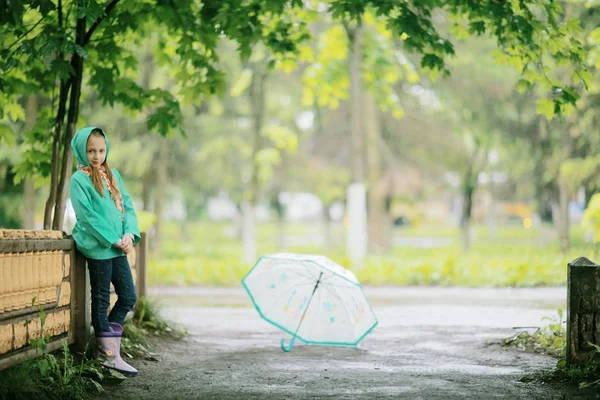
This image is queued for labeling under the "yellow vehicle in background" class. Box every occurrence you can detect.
[504,203,533,228]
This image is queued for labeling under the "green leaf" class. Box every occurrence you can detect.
[108,368,127,380]
[4,103,25,121]
[516,79,531,94]
[449,24,469,40]
[574,70,594,90]
[561,86,580,105]
[230,69,253,97]
[91,379,104,393]
[490,49,509,65]
[262,125,297,151]
[0,124,17,146]
[468,20,486,35]
[536,98,555,120]
[39,305,46,328]
[428,68,440,82]
[566,18,583,35]
[37,359,50,376]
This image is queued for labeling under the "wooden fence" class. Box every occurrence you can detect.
[0,230,147,371]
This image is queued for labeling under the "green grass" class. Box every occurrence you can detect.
[0,300,185,400]
[0,307,107,400]
[121,296,187,360]
[505,309,565,357]
[148,221,598,287]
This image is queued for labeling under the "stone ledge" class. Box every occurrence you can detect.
[0,240,74,253]
[0,230,63,240]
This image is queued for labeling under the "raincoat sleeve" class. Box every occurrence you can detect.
[69,176,120,248]
[114,169,141,245]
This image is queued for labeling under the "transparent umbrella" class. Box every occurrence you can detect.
[241,253,378,352]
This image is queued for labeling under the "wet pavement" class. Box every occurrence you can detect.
[101,286,587,399]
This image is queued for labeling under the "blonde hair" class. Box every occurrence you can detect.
[88,129,122,203]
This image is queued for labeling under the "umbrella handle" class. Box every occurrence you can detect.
[280,337,296,352]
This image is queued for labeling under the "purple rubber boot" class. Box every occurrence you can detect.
[96,322,138,377]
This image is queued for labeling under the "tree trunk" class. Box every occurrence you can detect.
[345,23,367,267]
[23,180,35,229]
[43,0,70,230]
[23,95,38,229]
[460,170,476,253]
[488,178,497,241]
[273,193,286,251]
[322,205,332,249]
[383,194,392,253]
[365,92,384,254]
[153,136,168,257]
[348,26,364,185]
[142,169,153,211]
[242,62,267,264]
[233,202,243,240]
[44,80,70,229]
[52,17,86,231]
[558,126,572,253]
[559,182,570,253]
[532,118,554,224]
[140,43,155,213]
[241,201,256,265]
[44,1,120,230]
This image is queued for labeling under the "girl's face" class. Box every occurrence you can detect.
[86,134,106,168]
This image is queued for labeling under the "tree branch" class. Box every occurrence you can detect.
[5,17,44,51]
[84,0,121,45]
[86,33,120,43]
[342,20,355,41]
[58,0,63,27]
[168,0,186,28]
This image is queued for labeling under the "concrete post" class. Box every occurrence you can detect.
[567,256,600,366]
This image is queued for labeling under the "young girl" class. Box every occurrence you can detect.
[69,126,140,377]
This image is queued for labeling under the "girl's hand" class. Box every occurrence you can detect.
[120,235,134,254]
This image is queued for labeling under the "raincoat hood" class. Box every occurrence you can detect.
[71,127,110,166]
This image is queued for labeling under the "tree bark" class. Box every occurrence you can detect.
[142,169,153,211]
[323,205,332,249]
[23,95,38,229]
[348,26,364,184]
[488,178,497,241]
[52,17,86,231]
[559,182,570,253]
[241,201,256,265]
[44,79,70,229]
[460,168,476,253]
[242,61,267,264]
[273,193,286,251]
[43,1,70,230]
[383,194,392,253]
[365,92,384,254]
[532,118,554,224]
[345,23,367,267]
[559,128,572,253]
[140,44,155,214]
[45,0,120,230]
[153,136,168,257]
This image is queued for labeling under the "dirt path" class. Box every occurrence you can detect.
[101,286,588,399]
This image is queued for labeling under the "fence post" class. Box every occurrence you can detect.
[71,248,90,353]
[137,232,148,299]
[567,256,600,366]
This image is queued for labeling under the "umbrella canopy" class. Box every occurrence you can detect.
[241,253,378,352]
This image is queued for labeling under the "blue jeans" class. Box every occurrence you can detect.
[87,256,137,334]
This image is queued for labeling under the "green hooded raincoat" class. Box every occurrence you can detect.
[69,127,140,260]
